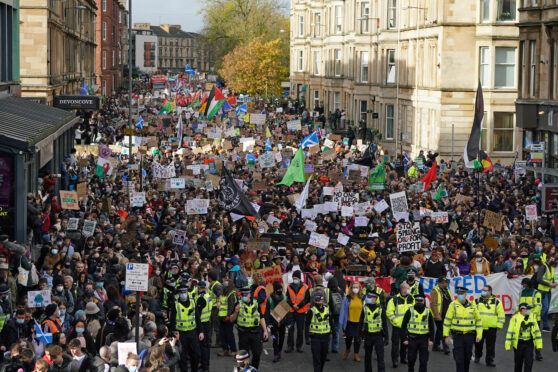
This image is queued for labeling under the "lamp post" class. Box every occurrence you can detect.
[128,0,133,163]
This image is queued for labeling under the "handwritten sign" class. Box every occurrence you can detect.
[67,218,80,231]
[173,229,187,246]
[60,191,79,210]
[374,199,389,213]
[170,177,186,189]
[309,232,329,249]
[27,290,51,308]
[82,220,97,237]
[483,210,504,232]
[396,222,422,252]
[247,238,272,252]
[186,199,209,214]
[271,300,291,323]
[525,205,537,221]
[130,192,145,207]
[76,183,87,201]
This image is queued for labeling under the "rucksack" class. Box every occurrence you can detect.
[331,292,343,315]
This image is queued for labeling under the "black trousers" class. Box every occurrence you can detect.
[474,327,497,363]
[209,307,220,345]
[434,320,448,350]
[514,340,534,372]
[310,335,329,372]
[238,328,263,370]
[364,333,385,372]
[271,320,286,355]
[452,332,475,372]
[178,330,201,372]
[287,312,306,350]
[200,323,211,371]
[407,336,429,372]
[391,326,407,363]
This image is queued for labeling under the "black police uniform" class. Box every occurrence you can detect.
[401,301,435,372]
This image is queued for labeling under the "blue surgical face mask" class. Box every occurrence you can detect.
[293,279,300,285]
[128,367,138,372]
[58,310,65,317]
[16,319,24,325]
[76,327,85,333]
[242,296,250,303]
[457,294,465,302]
[51,249,59,255]
[481,291,487,297]
[96,282,104,288]
[525,310,531,316]
[365,298,373,305]
[179,293,188,301]
[402,290,409,296]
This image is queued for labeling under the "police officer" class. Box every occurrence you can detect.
[196,281,212,372]
[519,278,543,360]
[387,282,415,368]
[364,277,386,309]
[443,286,482,372]
[406,271,424,297]
[305,291,332,372]
[0,285,11,333]
[505,303,542,372]
[286,270,310,353]
[233,287,268,370]
[170,285,204,372]
[430,277,451,354]
[163,277,177,315]
[233,350,258,372]
[474,285,504,367]
[360,290,389,372]
[208,270,223,348]
[535,254,556,332]
[402,295,434,372]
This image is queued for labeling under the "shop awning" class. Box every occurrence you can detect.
[0,95,79,151]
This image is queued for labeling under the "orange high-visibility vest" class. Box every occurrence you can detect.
[254,285,268,315]
[288,283,309,313]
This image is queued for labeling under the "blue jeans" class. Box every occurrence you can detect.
[541,290,551,328]
[331,316,340,352]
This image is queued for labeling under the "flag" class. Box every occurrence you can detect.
[353,146,375,167]
[434,184,444,201]
[35,320,52,344]
[421,159,437,191]
[246,154,256,167]
[236,103,248,116]
[300,131,319,148]
[185,65,196,75]
[368,161,386,191]
[135,117,144,129]
[463,82,484,168]
[479,150,493,173]
[227,95,237,106]
[198,101,207,114]
[265,126,272,138]
[403,153,411,166]
[158,101,171,115]
[294,176,312,211]
[222,100,232,112]
[218,166,260,218]
[176,114,183,149]
[265,139,272,151]
[96,157,113,179]
[278,147,306,186]
[205,86,226,120]
[187,97,200,109]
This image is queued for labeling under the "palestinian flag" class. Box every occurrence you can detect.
[205,86,226,120]
[187,97,200,109]
[158,100,171,115]
[463,82,484,168]
[479,150,493,173]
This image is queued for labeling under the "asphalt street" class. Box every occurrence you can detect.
[209,317,557,371]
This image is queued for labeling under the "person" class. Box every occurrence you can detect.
[208,270,223,347]
[430,277,451,354]
[328,277,343,353]
[68,338,92,371]
[285,270,310,353]
[42,304,62,335]
[363,277,386,309]
[386,282,415,368]
[306,292,332,372]
[339,280,364,361]
[251,272,268,321]
[504,303,542,372]
[218,278,238,357]
[169,284,203,372]
[443,286,483,372]
[233,350,257,372]
[518,277,543,360]
[113,352,140,372]
[360,290,389,372]
[90,345,111,372]
[474,285,504,367]
[534,254,555,331]
[196,281,212,372]
[268,281,286,362]
[401,295,434,372]
[233,287,268,370]
[406,271,424,297]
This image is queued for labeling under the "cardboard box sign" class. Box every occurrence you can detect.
[483,210,504,232]
[246,238,272,252]
[271,300,291,323]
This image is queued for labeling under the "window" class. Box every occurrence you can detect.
[551,40,556,99]
[102,0,106,12]
[496,0,516,21]
[102,22,107,41]
[112,50,115,67]
[119,50,122,65]
[313,51,320,75]
[334,49,342,76]
[387,49,396,83]
[519,41,525,96]
[481,0,490,22]
[481,111,488,150]
[298,50,304,71]
[386,104,394,139]
[361,51,369,82]
[480,47,490,87]
[494,47,515,88]
[299,15,304,37]
[102,50,106,69]
[334,92,341,110]
[102,80,106,96]
[335,6,342,33]
[360,2,370,34]
[493,112,514,151]
[360,101,368,122]
[314,13,321,37]
[314,90,320,109]
[529,41,536,97]
[119,11,122,24]
[388,0,397,29]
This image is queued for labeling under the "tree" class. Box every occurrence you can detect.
[219,36,288,97]
[199,0,289,69]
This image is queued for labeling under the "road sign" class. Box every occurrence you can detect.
[125,263,149,292]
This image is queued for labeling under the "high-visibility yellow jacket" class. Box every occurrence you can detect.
[505,312,542,350]
[443,299,483,339]
[386,294,414,328]
[518,289,542,322]
[475,296,505,329]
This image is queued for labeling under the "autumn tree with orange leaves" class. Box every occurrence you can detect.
[219,36,288,97]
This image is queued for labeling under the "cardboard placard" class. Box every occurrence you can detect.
[76,182,87,201]
[484,237,499,250]
[247,238,272,252]
[60,191,79,210]
[271,300,291,323]
[396,222,422,252]
[483,210,504,232]
[27,290,52,308]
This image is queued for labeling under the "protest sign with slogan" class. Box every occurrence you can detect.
[337,233,350,246]
[309,232,329,249]
[332,191,358,207]
[186,199,209,214]
[250,113,266,125]
[247,238,272,252]
[396,222,422,252]
[130,192,145,207]
[374,199,389,214]
[67,218,80,231]
[259,152,276,168]
[287,120,301,131]
[483,210,504,232]
[27,290,51,308]
[525,205,538,221]
[60,191,79,210]
[82,220,97,237]
[173,229,187,246]
[170,177,186,189]
[76,182,87,201]
[484,237,499,250]
[271,300,291,323]
[258,265,284,293]
[390,191,408,214]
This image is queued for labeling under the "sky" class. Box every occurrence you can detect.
[132,0,204,32]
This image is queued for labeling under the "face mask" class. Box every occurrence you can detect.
[415,303,426,311]
[242,296,250,303]
[56,286,64,292]
[76,327,85,333]
[457,294,465,302]
[511,255,517,259]
[481,291,487,297]
[450,263,456,267]
[155,271,161,276]
[402,290,409,296]
[223,284,229,290]
[445,235,450,239]
[365,298,373,305]
[352,288,359,294]
[179,293,188,301]
[16,319,24,325]
[341,223,346,227]
[57,242,63,247]
[128,367,138,372]
[96,283,104,288]
[536,247,541,252]
[476,258,483,262]
[141,312,147,317]
[58,310,65,317]
[520,254,528,258]
[525,310,531,316]
[293,279,300,285]
[51,249,58,255]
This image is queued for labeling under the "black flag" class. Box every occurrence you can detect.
[218,166,259,218]
[352,145,375,167]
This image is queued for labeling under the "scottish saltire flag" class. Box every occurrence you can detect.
[135,117,144,129]
[185,65,196,75]
[403,153,410,166]
[265,139,272,151]
[236,103,247,116]
[300,131,319,148]
[35,320,52,344]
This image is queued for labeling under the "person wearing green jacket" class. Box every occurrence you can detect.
[391,255,418,291]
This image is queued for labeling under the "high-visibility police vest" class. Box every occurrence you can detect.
[363,305,383,333]
[538,263,555,292]
[407,307,429,335]
[254,285,268,315]
[408,281,421,296]
[309,305,330,335]
[475,296,505,329]
[219,291,235,317]
[209,281,221,306]
[442,300,482,338]
[162,287,173,309]
[386,294,414,328]
[0,312,8,333]
[175,301,196,332]
[288,284,309,313]
[237,300,260,328]
[505,312,543,350]
[310,287,330,303]
[189,286,198,299]
[519,289,542,321]
[198,292,213,323]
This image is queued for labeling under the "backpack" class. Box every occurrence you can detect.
[331,292,343,315]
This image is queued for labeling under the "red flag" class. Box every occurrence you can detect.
[227,95,237,106]
[421,159,437,191]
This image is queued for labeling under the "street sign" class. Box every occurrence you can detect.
[401,132,409,141]
[125,263,149,292]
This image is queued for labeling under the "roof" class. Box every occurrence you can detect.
[0,95,77,151]
[150,26,199,39]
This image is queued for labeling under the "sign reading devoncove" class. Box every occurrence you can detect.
[54,95,100,110]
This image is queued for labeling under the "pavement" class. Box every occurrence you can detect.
[208,317,557,371]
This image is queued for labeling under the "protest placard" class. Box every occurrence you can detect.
[67,218,79,231]
[186,199,210,214]
[60,191,79,210]
[323,187,334,196]
[390,191,408,214]
[259,152,276,168]
[287,193,300,204]
[170,178,186,189]
[332,191,358,207]
[27,290,51,308]
[355,217,369,227]
[118,343,137,366]
[82,220,97,237]
[374,199,389,213]
[309,232,329,249]
[483,210,504,232]
[341,206,353,217]
[396,222,422,252]
[130,192,145,207]
[321,149,337,162]
[173,230,187,246]
[247,238,272,252]
[76,183,87,201]
[271,300,291,323]
[337,233,350,246]
[304,220,317,232]
[484,237,499,250]
[287,120,301,131]
[353,202,370,216]
[250,113,266,125]
[525,205,538,221]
